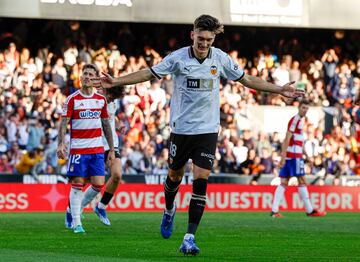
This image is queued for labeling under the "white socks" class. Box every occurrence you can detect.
[298,185,314,213]
[81,185,102,209]
[70,185,83,227]
[272,184,286,213]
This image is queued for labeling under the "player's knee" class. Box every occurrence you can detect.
[91,183,105,192]
[168,171,183,182]
[168,164,186,182]
[112,172,122,184]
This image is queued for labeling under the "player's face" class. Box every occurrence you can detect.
[80,68,97,89]
[298,104,309,117]
[191,29,215,59]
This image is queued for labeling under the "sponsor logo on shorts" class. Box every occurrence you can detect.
[200,152,215,160]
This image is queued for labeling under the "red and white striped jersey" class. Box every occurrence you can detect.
[286,114,304,159]
[62,90,108,155]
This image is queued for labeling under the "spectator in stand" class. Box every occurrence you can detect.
[321,49,338,85]
[52,58,67,89]
[127,142,143,172]
[8,142,24,171]
[27,118,45,151]
[239,149,256,175]
[329,63,353,105]
[289,60,301,83]
[5,113,18,144]
[123,159,138,175]
[139,143,157,174]
[15,147,44,174]
[232,138,248,168]
[270,132,282,153]
[4,43,19,73]
[148,78,166,113]
[0,19,358,178]
[272,61,290,86]
[260,148,276,175]
[0,154,12,173]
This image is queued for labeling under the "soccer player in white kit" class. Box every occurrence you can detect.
[93,15,304,255]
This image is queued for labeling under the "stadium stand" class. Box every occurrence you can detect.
[0,19,358,183]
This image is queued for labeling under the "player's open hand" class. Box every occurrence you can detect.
[57,143,67,160]
[92,72,115,89]
[280,81,305,98]
[278,157,286,168]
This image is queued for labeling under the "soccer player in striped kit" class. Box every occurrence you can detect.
[271,99,326,217]
[57,64,115,233]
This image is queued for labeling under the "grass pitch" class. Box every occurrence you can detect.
[0,212,359,262]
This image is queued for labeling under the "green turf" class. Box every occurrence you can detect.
[0,212,359,261]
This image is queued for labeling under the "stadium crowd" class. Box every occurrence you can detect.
[0,20,359,183]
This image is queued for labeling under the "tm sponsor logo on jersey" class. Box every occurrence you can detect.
[79,110,101,119]
[186,79,213,91]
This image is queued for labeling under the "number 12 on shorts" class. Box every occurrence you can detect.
[67,154,81,172]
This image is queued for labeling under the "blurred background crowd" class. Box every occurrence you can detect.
[0,19,359,182]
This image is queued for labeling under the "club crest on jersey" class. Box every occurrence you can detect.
[79,110,101,119]
[210,65,217,75]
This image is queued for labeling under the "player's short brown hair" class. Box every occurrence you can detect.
[193,15,224,34]
[82,63,99,76]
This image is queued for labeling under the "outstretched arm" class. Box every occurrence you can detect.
[93,69,155,89]
[239,74,304,98]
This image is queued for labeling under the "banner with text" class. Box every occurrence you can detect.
[0,184,359,212]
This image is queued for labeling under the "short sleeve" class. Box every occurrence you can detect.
[101,98,109,118]
[62,96,74,118]
[150,53,178,79]
[288,116,298,133]
[220,52,245,81]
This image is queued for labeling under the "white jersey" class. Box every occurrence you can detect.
[151,46,244,135]
[102,99,119,151]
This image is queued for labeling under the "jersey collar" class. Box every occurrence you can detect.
[188,46,212,64]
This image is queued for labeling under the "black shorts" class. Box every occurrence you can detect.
[168,133,218,171]
[104,148,121,162]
